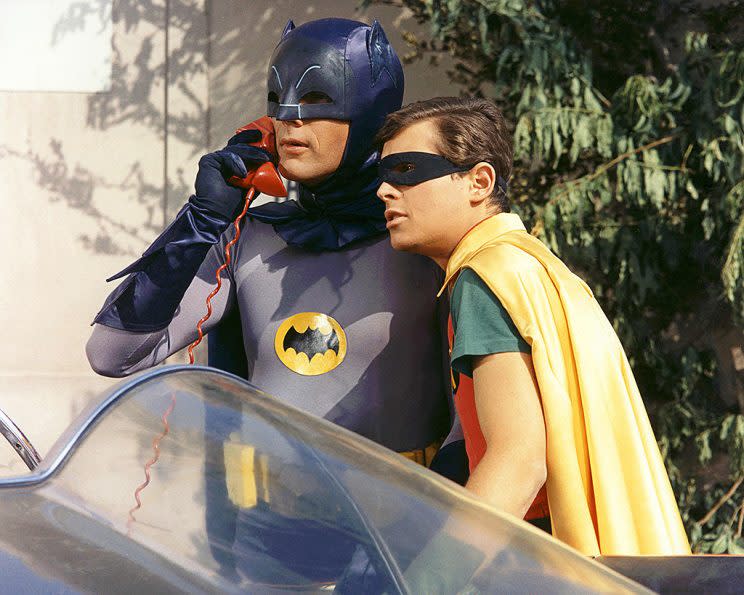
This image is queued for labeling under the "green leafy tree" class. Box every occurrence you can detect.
[368,0,744,552]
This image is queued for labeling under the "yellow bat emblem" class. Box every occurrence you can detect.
[274,312,347,375]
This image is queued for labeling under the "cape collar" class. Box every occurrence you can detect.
[438,213,527,296]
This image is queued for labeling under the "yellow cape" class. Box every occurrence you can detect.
[439,213,690,556]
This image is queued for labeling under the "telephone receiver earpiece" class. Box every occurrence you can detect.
[227,116,287,198]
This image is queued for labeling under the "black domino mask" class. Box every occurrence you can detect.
[379,151,509,194]
[379,152,473,186]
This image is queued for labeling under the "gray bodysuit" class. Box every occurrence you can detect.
[88,218,451,451]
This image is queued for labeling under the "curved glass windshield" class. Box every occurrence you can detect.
[19,367,645,593]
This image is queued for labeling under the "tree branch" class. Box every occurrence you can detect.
[530,134,678,236]
[567,134,676,190]
[698,476,743,526]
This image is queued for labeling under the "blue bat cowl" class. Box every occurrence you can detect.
[247,18,405,251]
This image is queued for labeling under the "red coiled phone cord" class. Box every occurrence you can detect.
[127,191,255,534]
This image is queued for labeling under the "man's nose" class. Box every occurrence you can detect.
[377,181,400,202]
[273,117,303,131]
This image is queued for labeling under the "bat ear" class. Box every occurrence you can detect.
[281,19,295,40]
[367,20,397,87]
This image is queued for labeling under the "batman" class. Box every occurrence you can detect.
[89,15,460,455]
[87,17,465,587]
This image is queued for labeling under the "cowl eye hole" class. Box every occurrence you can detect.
[392,162,415,174]
[299,91,333,105]
[268,91,279,103]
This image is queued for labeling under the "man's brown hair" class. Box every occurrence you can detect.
[375,96,513,212]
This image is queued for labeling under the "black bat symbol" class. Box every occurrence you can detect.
[283,325,340,358]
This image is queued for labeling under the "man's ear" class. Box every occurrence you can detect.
[468,162,497,206]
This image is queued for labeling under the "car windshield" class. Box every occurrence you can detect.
[5,367,645,594]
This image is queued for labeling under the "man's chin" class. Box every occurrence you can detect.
[388,233,417,254]
[277,162,298,181]
[278,162,329,187]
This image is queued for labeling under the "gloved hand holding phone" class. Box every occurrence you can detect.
[192,118,279,221]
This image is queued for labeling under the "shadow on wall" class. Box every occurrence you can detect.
[4,0,219,257]
[81,0,209,149]
[0,141,166,257]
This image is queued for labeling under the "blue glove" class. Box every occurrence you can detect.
[93,129,273,332]
[192,130,273,220]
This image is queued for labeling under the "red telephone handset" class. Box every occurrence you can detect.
[227,116,287,198]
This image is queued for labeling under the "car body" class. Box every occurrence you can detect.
[0,366,737,593]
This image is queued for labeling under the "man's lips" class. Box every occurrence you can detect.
[279,138,309,153]
[384,209,406,228]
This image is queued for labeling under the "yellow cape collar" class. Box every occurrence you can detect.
[438,213,527,297]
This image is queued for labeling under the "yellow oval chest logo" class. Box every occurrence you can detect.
[274,312,347,376]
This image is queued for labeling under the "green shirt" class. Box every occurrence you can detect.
[450,268,531,378]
